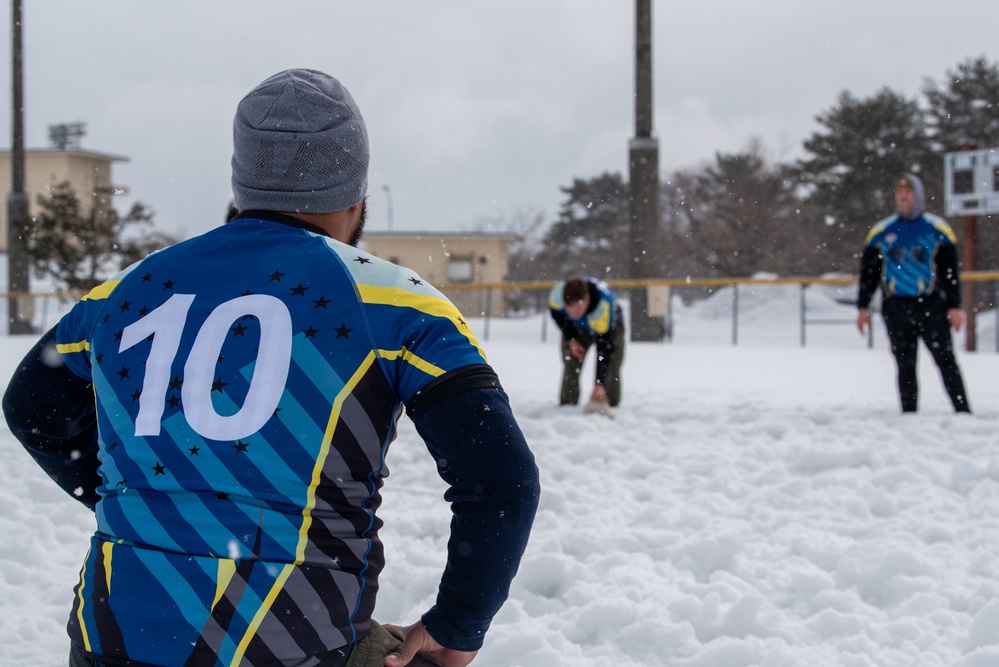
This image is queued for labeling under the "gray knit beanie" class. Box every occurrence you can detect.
[231,69,369,214]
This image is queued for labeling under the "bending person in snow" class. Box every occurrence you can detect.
[3,69,539,667]
[548,276,625,413]
[856,172,971,413]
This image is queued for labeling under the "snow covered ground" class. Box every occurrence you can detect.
[3,283,999,666]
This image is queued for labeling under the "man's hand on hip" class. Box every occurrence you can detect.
[383,621,478,667]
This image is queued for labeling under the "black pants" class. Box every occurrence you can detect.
[559,321,625,406]
[882,298,970,413]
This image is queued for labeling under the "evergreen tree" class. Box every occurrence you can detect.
[794,88,933,270]
[538,172,631,280]
[662,141,814,278]
[26,181,178,293]
[924,56,999,153]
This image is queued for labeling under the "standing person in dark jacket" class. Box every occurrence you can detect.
[548,276,625,412]
[856,173,971,413]
[3,69,539,667]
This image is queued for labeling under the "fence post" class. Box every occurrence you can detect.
[800,283,807,347]
[483,287,491,341]
[731,284,739,346]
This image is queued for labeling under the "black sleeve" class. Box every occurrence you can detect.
[935,242,962,309]
[593,330,616,386]
[2,326,101,509]
[857,244,883,309]
[406,369,540,651]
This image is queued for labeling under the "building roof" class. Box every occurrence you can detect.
[364,230,520,241]
[0,147,130,162]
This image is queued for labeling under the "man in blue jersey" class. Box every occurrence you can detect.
[856,173,971,413]
[548,276,624,412]
[3,69,539,667]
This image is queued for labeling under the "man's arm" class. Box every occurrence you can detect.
[404,370,539,654]
[2,326,101,509]
[856,244,883,310]
[935,242,962,310]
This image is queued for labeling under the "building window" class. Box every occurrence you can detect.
[447,255,475,283]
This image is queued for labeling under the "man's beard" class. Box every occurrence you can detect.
[348,199,368,247]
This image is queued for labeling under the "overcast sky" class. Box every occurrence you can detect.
[2,1,998,240]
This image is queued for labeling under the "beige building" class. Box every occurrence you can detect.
[362,231,519,318]
[0,148,128,252]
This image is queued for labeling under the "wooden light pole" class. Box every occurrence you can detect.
[7,0,32,334]
[628,0,663,341]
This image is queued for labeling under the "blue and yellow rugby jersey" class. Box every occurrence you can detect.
[858,212,961,308]
[52,212,487,666]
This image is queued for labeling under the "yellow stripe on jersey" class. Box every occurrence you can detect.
[377,346,446,378]
[926,214,958,243]
[101,541,114,595]
[231,564,296,667]
[356,284,486,362]
[57,340,90,355]
[76,547,93,651]
[864,217,894,245]
[82,280,120,302]
[587,300,611,335]
[213,559,237,612]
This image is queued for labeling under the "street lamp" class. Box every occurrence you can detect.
[382,184,393,232]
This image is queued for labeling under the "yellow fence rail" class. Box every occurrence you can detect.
[5,270,999,350]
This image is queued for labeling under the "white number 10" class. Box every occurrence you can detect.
[119,293,292,441]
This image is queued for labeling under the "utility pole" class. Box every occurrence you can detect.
[628,0,663,341]
[961,141,977,353]
[7,0,31,334]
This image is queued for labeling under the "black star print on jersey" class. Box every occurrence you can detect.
[101,314,110,325]
[212,377,229,393]
[353,256,371,264]
[303,325,319,339]
[95,352,104,364]
[130,388,141,402]
[162,279,176,290]
[233,440,249,454]
[141,272,152,282]
[169,376,182,391]
[138,305,150,316]
[231,322,248,337]
[108,440,120,451]
[152,462,166,476]
[409,277,423,286]
[458,317,467,327]
[167,395,180,409]
[268,269,286,282]
[117,365,130,380]
[334,323,352,339]
[119,300,131,313]
[215,492,230,501]
[114,329,123,342]
[290,283,308,296]
[189,445,200,456]
[312,295,331,309]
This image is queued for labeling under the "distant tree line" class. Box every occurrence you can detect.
[507,56,999,304]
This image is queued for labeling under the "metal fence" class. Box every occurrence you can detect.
[7,270,999,351]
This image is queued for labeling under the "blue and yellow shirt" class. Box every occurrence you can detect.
[857,212,962,309]
[52,212,487,666]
